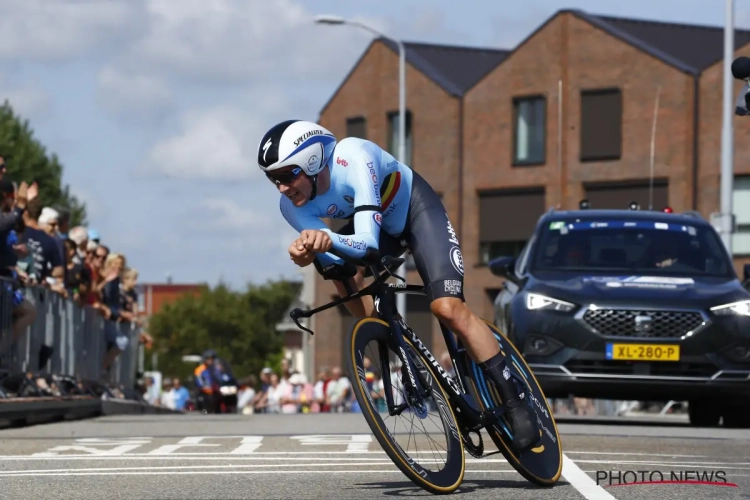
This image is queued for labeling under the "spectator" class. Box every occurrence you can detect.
[19,198,64,294]
[251,367,272,413]
[67,226,88,265]
[0,180,36,354]
[312,367,331,413]
[52,205,70,239]
[326,366,352,413]
[62,238,90,304]
[170,377,190,410]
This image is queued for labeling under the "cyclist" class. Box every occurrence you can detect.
[258,120,539,452]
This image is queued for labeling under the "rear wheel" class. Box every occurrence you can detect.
[459,320,563,487]
[345,317,466,495]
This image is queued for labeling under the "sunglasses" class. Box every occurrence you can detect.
[266,167,302,186]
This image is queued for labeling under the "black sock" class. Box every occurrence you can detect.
[479,351,521,409]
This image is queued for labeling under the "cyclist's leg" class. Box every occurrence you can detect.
[404,171,539,452]
[317,219,405,319]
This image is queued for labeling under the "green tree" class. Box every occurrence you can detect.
[146,279,301,384]
[0,100,87,225]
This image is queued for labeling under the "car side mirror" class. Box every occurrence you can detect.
[488,256,519,284]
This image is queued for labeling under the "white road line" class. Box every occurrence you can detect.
[0,470,520,478]
[562,454,617,500]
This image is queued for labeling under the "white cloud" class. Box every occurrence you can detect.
[111,0,372,85]
[144,106,259,180]
[0,0,137,62]
[96,66,175,123]
[199,198,266,231]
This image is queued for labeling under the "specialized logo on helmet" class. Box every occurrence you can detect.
[262,138,272,162]
[294,130,324,147]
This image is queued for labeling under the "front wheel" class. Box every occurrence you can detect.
[460,320,563,487]
[345,317,466,495]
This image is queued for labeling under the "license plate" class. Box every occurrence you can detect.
[605,343,680,361]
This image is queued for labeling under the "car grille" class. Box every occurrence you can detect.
[582,309,705,339]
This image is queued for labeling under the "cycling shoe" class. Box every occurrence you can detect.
[504,403,541,453]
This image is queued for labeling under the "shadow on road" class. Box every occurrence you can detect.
[353,478,569,496]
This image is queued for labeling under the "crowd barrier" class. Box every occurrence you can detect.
[0,276,147,422]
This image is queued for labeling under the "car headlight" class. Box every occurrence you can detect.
[710,300,750,316]
[220,385,237,395]
[525,293,575,312]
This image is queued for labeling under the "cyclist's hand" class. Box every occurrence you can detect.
[300,229,332,253]
[289,241,315,267]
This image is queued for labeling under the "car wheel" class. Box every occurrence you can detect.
[687,400,721,427]
[721,399,750,429]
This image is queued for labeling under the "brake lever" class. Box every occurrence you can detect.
[290,308,314,336]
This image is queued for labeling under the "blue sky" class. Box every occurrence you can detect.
[7,0,750,288]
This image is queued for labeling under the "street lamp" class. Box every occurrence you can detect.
[719,0,735,252]
[315,15,408,322]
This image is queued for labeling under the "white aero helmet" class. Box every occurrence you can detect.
[257,119,337,177]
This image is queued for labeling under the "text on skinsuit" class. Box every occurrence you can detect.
[367,162,381,205]
[444,280,462,295]
[337,236,367,251]
[447,219,459,245]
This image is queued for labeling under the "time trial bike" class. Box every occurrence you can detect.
[289,248,562,495]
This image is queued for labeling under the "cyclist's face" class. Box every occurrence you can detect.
[267,166,310,206]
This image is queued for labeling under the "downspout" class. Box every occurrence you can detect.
[457,96,464,242]
[692,73,700,211]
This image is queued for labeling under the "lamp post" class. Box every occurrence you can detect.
[719,0,735,252]
[315,15,408,321]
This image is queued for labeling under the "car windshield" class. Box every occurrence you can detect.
[530,218,734,278]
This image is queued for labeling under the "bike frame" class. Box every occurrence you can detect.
[289,254,511,434]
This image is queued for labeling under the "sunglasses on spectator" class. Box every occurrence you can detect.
[266,167,302,186]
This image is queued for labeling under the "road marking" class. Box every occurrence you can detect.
[0,470,526,477]
[289,434,372,453]
[562,454,617,500]
[147,436,264,455]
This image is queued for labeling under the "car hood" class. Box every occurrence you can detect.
[528,272,749,309]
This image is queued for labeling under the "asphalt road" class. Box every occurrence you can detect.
[0,412,748,500]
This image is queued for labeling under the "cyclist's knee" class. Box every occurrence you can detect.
[430,297,469,329]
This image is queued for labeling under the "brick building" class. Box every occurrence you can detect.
[309,8,750,372]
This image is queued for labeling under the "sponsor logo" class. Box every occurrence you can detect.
[384,203,398,217]
[449,246,464,276]
[293,129,324,147]
[327,204,338,215]
[400,320,462,397]
[447,218,459,245]
[373,213,382,226]
[367,162,381,205]
[262,138,272,162]
[343,195,354,205]
[336,157,348,167]
[444,279,462,295]
[337,235,367,251]
[335,210,345,218]
[307,155,318,167]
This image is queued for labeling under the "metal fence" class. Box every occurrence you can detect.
[0,277,141,394]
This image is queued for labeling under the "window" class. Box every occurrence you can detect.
[580,88,622,161]
[346,116,366,139]
[512,96,546,165]
[733,176,750,255]
[387,110,413,166]
[478,189,545,265]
